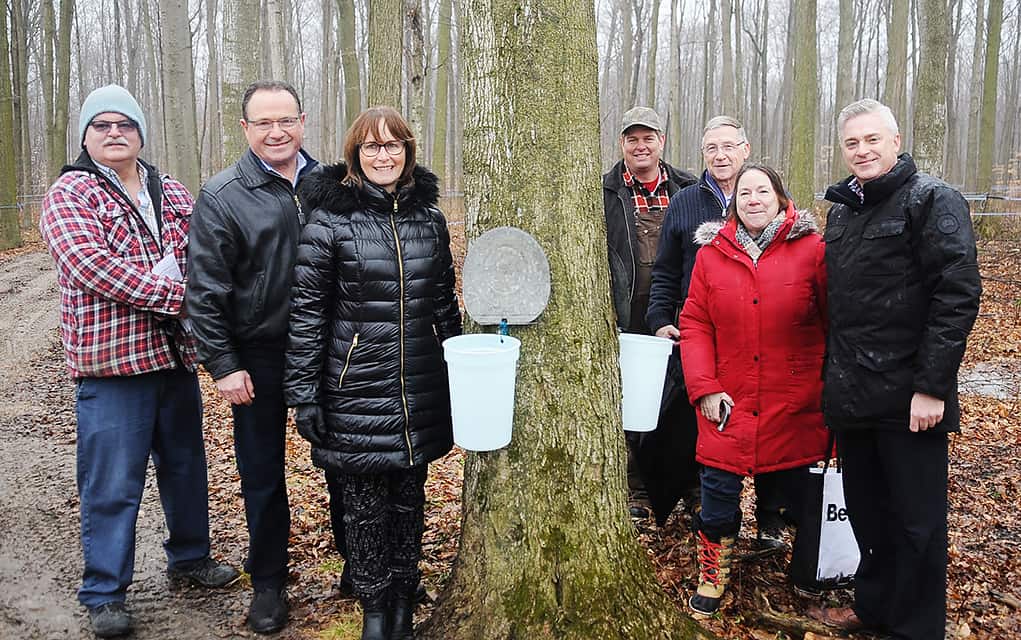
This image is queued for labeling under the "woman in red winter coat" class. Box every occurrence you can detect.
[679,163,829,616]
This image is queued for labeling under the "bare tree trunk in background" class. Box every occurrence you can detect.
[965,0,986,189]
[123,0,140,97]
[668,0,683,165]
[417,1,724,634]
[759,0,768,158]
[339,0,362,129]
[368,0,403,106]
[720,0,735,115]
[883,0,908,118]
[0,2,22,249]
[10,0,31,192]
[204,0,224,177]
[788,0,816,207]
[42,0,55,177]
[222,0,261,164]
[140,0,166,168]
[733,0,744,122]
[646,0,660,108]
[113,0,124,83]
[778,0,795,174]
[320,0,337,160]
[831,0,855,181]
[1000,2,1020,170]
[432,0,452,188]
[404,0,426,141]
[158,0,202,192]
[975,0,1003,191]
[265,0,288,79]
[620,0,633,108]
[942,0,962,184]
[703,0,717,131]
[50,0,74,174]
[911,0,948,177]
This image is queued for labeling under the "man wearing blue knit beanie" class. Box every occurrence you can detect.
[39,84,239,638]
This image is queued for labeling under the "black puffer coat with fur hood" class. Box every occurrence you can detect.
[284,163,462,473]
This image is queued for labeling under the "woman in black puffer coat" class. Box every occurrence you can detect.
[284,106,461,640]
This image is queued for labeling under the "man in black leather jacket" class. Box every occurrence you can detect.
[186,80,319,635]
[602,107,695,520]
[809,99,981,640]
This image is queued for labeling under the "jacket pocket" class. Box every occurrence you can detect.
[862,218,906,239]
[250,272,267,319]
[338,333,360,389]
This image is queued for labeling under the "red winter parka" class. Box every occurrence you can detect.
[679,203,829,476]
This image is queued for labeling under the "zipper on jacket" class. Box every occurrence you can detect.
[389,199,415,465]
[338,332,360,389]
[293,193,306,225]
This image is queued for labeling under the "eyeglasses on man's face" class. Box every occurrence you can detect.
[359,141,406,157]
[90,120,138,134]
[702,141,745,156]
[246,116,302,133]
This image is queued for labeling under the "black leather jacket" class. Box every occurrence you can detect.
[284,164,462,473]
[823,154,981,432]
[186,149,320,379]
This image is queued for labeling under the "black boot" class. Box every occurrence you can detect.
[389,594,415,640]
[360,592,390,640]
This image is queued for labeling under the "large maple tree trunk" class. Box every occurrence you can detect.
[418,1,714,638]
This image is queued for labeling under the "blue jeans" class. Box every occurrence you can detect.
[699,465,744,534]
[75,369,210,608]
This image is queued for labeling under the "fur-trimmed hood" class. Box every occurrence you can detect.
[298,162,440,216]
[693,206,820,246]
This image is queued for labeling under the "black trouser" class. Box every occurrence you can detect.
[755,467,802,530]
[837,429,949,640]
[326,472,348,558]
[334,466,428,599]
[231,349,291,590]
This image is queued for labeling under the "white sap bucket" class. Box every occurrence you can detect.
[618,333,674,432]
[443,334,521,451]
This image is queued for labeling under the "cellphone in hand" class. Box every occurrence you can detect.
[717,400,731,432]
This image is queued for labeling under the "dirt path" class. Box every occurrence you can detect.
[0,251,252,639]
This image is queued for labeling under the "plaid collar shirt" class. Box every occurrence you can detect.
[39,165,197,378]
[622,163,671,218]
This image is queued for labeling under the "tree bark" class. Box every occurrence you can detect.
[911,0,949,177]
[965,0,985,189]
[942,0,963,183]
[720,0,735,115]
[320,0,337,160]
[204,0,224,177]
[883,0,909,117]
[265,0,289,80]
[158,0,202,192]
[975,0,1003,191]
[41,0,55,177]
[50,0,74,174]
[0,1,22,249]
[404,0,426,140]
[339,0,362,129]
[221,0,261,164]
[417,0,716,637]
[10,0,30,193]
[368,0,403,106]
[831,0,854,181]
[788,0,817,208]
[432,0,452,188]
[647,0,661,108]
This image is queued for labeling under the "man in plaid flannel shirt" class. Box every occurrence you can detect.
[602,107,696,521]
[39,85,237,638]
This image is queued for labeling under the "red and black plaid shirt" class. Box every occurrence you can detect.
[40,169,197,378]
[622,163,671,218]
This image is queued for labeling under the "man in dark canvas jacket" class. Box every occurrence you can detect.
[809,98,981,640]
[602,106,695,519]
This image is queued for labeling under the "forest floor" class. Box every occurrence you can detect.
[0,230,1018,640]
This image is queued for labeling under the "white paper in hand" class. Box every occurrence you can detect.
[152,252,192,333]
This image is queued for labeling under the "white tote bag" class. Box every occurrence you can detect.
[814,466,860,582]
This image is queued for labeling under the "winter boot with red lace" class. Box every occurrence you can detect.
[688,514,738,616]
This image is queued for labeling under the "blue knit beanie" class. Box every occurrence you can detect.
[78,84,147,147]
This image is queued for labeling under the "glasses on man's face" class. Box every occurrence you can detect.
[247,116,302,133]
[359,141,406,157]
[91,120,138,134]
[702,141,745,156]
